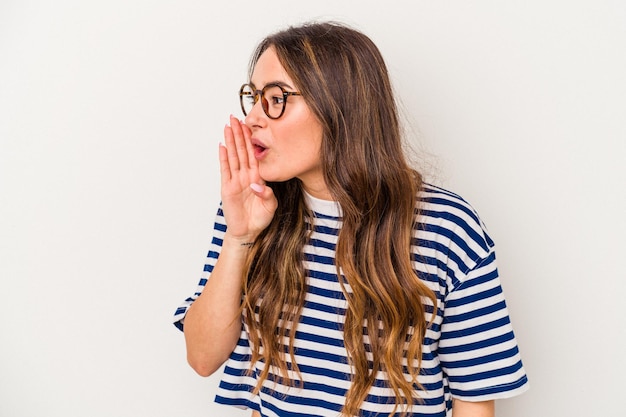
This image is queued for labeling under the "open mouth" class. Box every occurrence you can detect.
[253,143,268,159]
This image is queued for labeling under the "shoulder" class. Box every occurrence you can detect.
[415,183,495,271]
[418,183,484,228]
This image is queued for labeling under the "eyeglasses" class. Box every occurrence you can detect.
[239,83,302,119]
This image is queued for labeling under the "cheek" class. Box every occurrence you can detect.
[276,123,320,152]
[300,118,324,152]
[273,109,324,155]
[297,133,322,159]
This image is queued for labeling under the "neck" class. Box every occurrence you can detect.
[301,182,333,201]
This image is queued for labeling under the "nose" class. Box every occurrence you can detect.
[244,96,267,126]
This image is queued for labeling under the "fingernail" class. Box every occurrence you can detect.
[250,183,264,193]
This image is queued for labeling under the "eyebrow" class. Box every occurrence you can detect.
[249,80,296,90]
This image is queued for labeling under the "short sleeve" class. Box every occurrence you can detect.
[173,204,226,331]
[438,249,529,400]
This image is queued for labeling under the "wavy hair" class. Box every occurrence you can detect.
[241,22,437,416]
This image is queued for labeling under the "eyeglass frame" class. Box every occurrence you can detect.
[239,83,303,120]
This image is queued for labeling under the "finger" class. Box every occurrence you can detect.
[241,123,260,179]
[229,115,249,170]
[218,142,231,183]
[250,183,278,212]
[223,123,240,172]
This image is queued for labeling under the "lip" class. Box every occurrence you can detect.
[251,138,269,160]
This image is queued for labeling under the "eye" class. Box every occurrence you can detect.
[268,95,285,106]
[264,85,286,108]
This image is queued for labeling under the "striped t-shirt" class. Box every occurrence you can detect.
[174,184,529,416]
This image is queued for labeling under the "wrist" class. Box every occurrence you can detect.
[222,233,257,250]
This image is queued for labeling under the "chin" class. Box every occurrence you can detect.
[259,171,289,184]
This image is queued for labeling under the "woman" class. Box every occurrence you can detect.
[174,21,528,417]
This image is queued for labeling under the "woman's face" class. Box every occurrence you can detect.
[244,47,329,199]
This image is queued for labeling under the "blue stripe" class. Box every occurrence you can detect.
[439,331,516,355]
[305,252,336,266]
[303,299,346,315]
[363,407,446,417]
[260,393,338,417]
[441,316,511,340]
[421,183,464,200]
[364,392,445,408]
[443,345,521,369]
[217,380,255,393]
[215,394,259,412]
[292,327,346,348]
[451,374,528,398]
[307,268,341,283]
[228,351,252,363]
[308,237,336,251]
[443,300,508,324]
[420,196,480,225]
[449,361,525,384]
[311,224,339,236]
[446,257,499,295]
[312,211,340,221]
[446,281,502,310]
[307,282,345,301]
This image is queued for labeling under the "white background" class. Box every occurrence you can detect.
[1,1,624,416]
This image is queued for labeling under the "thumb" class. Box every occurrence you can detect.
[250,182,278,212]
[250,183,272,199]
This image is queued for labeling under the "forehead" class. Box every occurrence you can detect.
[250,47,295,88]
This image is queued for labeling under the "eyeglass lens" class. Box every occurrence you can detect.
[240,84,287,119]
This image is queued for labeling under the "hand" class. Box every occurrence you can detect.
[218,115,277,242]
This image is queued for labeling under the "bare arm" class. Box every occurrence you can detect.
[452,399,495,417]
[183,116,277,376]
[183,235,253,376]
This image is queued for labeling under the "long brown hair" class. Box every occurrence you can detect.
[241,22,437,416]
